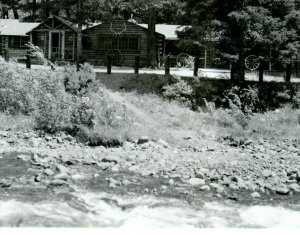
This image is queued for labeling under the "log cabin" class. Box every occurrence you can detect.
[0,19,39,60]
[0,15,215,68]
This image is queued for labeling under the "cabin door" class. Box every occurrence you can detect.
[49,31,65,60]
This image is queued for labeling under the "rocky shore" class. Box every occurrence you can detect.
[1,130,300,201]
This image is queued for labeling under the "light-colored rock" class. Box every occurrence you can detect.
[169,179,174,185]
[56,164,69,174]
[125,155,136,161]
[44,169,54,176]
[49,179,68,186]
[195,171,205,179]
[276,184,289,195]
[187,178,205,186]
[111,165,119,172]
[161,185,167,190]
[157,139,169,148]
[200,185,210,191]
[229,183,239,190]
[0,139,9,147]
[29,137,41,147]
[54,173,69,181]
[251,192,261,198]
[289,183,300,192]
[122,141,135,151]
[17,154,31,161]
[262,169,273,178]
[209,183,220,189]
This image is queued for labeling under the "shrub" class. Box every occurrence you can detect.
[222,85,259,115]
[162,75,195,108]
[0,58,38,114]
[63,63,96,96]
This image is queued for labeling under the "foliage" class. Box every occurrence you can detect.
[222,85,260,115]
[63,63,96,96]
[0,58,38,114]
[0,58,96,133]
[162,75,194,107]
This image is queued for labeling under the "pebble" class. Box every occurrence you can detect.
[187,178,205,186]
[44,169,54,176]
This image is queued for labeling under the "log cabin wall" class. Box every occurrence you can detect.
[83,20,165,67]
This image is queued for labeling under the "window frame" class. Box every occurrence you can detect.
[98,34,140,51]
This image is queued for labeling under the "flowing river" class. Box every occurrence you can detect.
[1,152,300,228]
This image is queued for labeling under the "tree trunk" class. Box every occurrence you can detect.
[147,7,157,68]
[12,7,19,19]
[230,59,245,82]
[76,0,83,70]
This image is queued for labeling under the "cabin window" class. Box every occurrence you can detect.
[99,36,139,51]
[9,36,29,48]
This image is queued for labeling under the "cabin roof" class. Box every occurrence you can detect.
[26,15,78,34]
[0,19,39,36]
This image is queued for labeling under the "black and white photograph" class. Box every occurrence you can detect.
[0,0,300,230]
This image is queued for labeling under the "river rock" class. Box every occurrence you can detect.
[0,139,9,147]
[187,178,205,186]
[157,139,169,148]
[122,141,135,151]
[137,136,149,145]
[276,184,289,195]
[54,173,69,181]
[289,183,300,192]
[169,179,175,185]
[0,180,12,188]
[29,137,41,147]
[56,164,69,174]
[262,169,273,178]
[111,165,119,172]
[17,154,31,161]
[50,179,68,186]
[200,185,210,191]
[44,169,54,176]
[125,155,136,161]
[195,171,205,179]
[251,192,261,198]
[101,156,118,164]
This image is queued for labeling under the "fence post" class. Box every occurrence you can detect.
[259,60,264,83]
[107,55,112,74]
[165,55,170,75]
[194,56,199,77]
[285,63,292,82]
[134,55,140,74]
[26,51,31,69]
